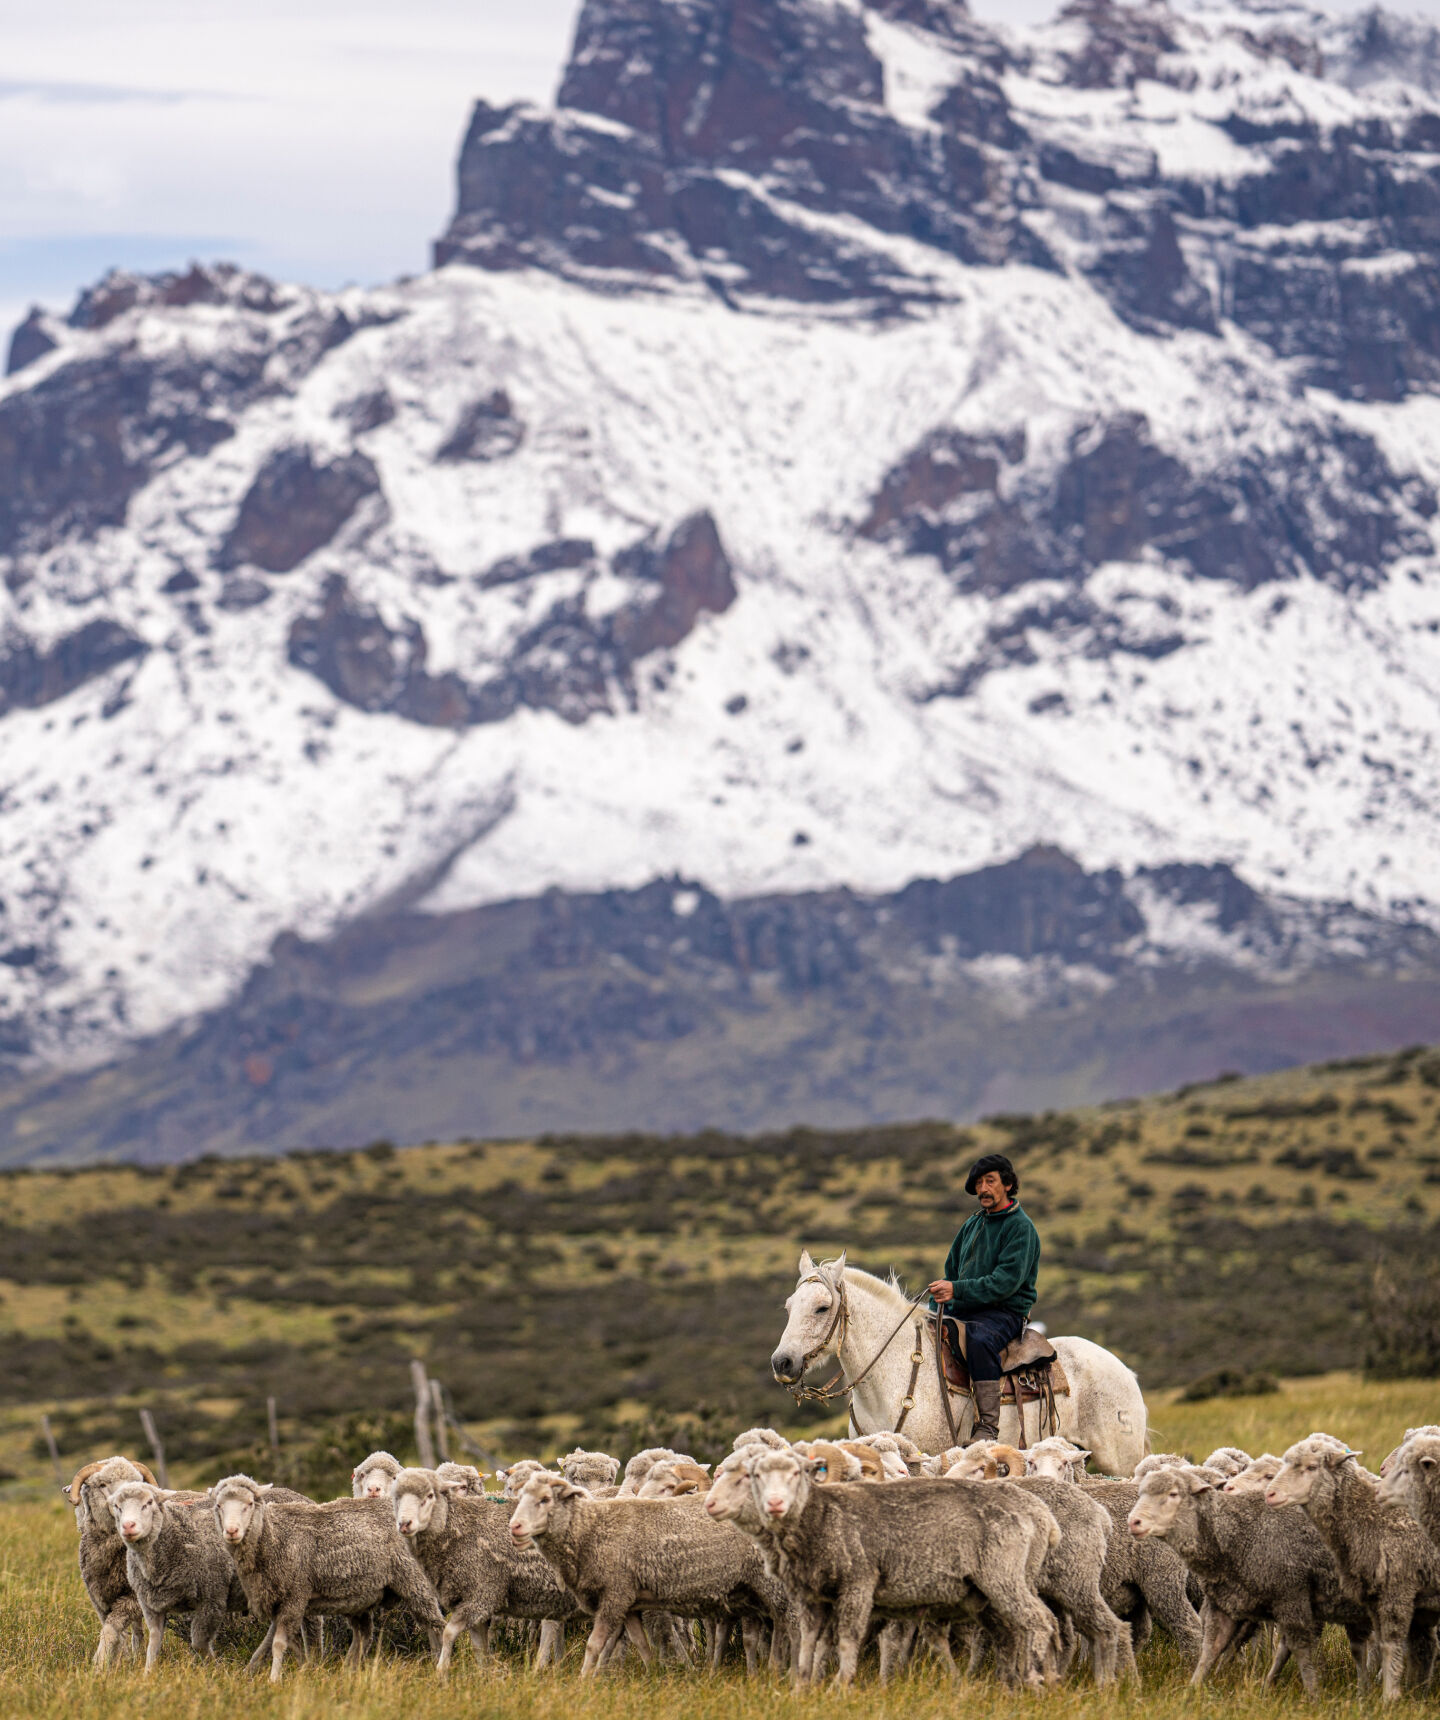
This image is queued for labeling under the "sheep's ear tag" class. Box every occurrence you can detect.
[815,1463,827,1477]
[1344,1448,1363,1459]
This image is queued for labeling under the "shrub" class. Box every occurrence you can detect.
[1179,1367,1279,1402]
[1365,1263,1440,1379]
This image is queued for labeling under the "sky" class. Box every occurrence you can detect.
[0,0,1430,346]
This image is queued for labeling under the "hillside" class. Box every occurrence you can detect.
[4,0,1440,1144]
[2,1044,1436,1485]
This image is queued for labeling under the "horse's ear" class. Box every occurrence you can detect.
[798,1249,815,1275]
[835,1250,847,1274]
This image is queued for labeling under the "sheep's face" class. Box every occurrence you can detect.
[509,1474,576,1546]
[637,1462,702,1500]
[793,1442,852,1484]
[1224,1457,1281,1495]
[1380,1427,1440,1479]
[772,1250,845,1384]
[109,1484,160,1546]
[562,1451,620,1491]
[353,1461,397,1501]
[498,1461,547,1501]
[1377,1435,1440,1513]
[704,1461,755,1522]
[1129,1469,1205,1537]
[1266,1438,1357,1508]
[213,1482,267,1543]
[751,1450,813,1522]
[1026,1438,1088,1481]
[1203,1447,1250,1479]
[393,1478,438,1537]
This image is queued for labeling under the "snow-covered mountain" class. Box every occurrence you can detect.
[5,0,1440,1101]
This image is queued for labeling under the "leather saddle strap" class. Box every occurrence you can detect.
[933,1314,960,1448]
[894,1322,924,1435]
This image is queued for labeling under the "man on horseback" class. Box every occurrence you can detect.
[927,1152,1041,1445]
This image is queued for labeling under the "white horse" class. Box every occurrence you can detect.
[770,1251,1147,1476]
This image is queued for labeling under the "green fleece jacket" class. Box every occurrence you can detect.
[934,1202,1040,1319]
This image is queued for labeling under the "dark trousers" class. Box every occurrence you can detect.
[962,1307,1027,1382]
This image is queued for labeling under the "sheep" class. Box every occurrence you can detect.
[508,1472,784,1676]
[732,1428,788,1452]
[1267,1436,1440,1699]
[852,1430,924,1474]
[496,1460,550,1501]
[108,1482,246,1672]
[1224,1455,1283,1495]
[211,1473,445,1681]
[943,1445,1132,1684]
[66,1457,155,1668]
[352,1450,401,1500]
[920,1445,966,1477]
[1027,1436,1091,1482]
[836,1439,897,1481]
[636,1459,713,1499]
[390,1466,579,1676]
[745,1446,1060,1687]
[1378,1431,1440,1549]
[1129,1464,1369,1695]
[1203,1446,1252,1479]
[1380,1425,1440,1480]
[790,1441,863,1483]
[616,1447,684,1497]
[1133,1452,1193,1479]
[561,1449,621,1497]
[1079,1478,1203,1658]
[434,1462,488,1498]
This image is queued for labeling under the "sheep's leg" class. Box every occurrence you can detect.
[793,1602,824,1685]
[623,1612,657,1669]
[1264,1638,1291,1685]
[1347,1626,1371,1691]
[705,1618,727,1672]
[1190,1605,1242,1687]
[831,1580,875,1686]
[921,1621,959,1679]
[140,1606,166,1674]
[94,1613,124,1670]
[246,1622,276,1675]
[437,1616,467,1678]
[581,1609,630,1677]
[1377,1614,1411,1703]
[532,1618,563,1671]
[270,1615,299,1683]
[962,1621,988,1675]
[877,1620,913,1684]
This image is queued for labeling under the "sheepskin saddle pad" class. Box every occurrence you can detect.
[926,1315,1069,1400]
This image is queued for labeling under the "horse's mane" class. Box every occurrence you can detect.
[829,1260,912,1310]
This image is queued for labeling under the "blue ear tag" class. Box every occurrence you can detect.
[816,1464,827,1477]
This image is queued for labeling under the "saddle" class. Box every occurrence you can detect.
[925,1314,1070,1404]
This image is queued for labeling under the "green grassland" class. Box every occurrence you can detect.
[0,1044,1438,1487]
[3,1374,1440,1716]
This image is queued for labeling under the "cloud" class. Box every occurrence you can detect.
[0,79,233,105]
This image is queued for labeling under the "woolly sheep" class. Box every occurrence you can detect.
[496,1460,550,1501]
[211,1473,445,1681]
[616,1447,684,1497]
[1380,1425,1440,1479]
[1130,1464,1369,1695]
[943,1449,1131,1683]
[636,1459,713,1499]
[1202,1446,1252,1479]
[1267,1436,1440,1699]
[1224,1454,1283,1495]
[1027,1436,1091,1482]
[109,1482,245,1672]
[745,1446,1060,1687]
[1133,1452,1194,1479]
[66,1457,155,1668]
[732,1428,788,1452]
[1080,1478,1203,1657]
[508,1472,784,1676]
[1379,1431,1440,1548]
[853,1429,924,1472]
[920,1445,966,1477]
[561,1449,622,1496]
[390,1466,579,1676]
[352,1451,401,1500]
[434,1462,488,1498]
[790,1441,863,1483]
[843,1433,911,1479]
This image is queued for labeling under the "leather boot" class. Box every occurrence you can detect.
[969,1379,1002,1444]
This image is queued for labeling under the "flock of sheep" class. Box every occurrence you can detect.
[62,1421,1440,1693]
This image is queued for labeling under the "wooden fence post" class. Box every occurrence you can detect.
[429,1378,450,1463]
[410,1360,435,1469]
[267,1396,280,1457]
[138,1408,169,1488]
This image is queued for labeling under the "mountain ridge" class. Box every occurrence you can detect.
[3,0,1440,1128]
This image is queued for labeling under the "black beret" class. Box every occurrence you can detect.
[965,1152,1019,1197]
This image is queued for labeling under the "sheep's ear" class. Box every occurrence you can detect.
[798,1249,815,1275]
[1344,1447,1362,1459]
[697,1461,711,1472]
[557,1481,585,1500]
[258,1482,275,1496]
[1419,1455,1437,1470]
[1182,1470,1213,1493]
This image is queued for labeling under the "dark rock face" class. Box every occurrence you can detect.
[0,621,147,715]
[434,0,1440,401]
[219,446,381,573]
[863,410,1435,599]
[436,390,523,461]
[436,0,1044,304]
[5,310,57,377]
[289,510,737,726]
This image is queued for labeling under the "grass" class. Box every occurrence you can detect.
[1,1045,1439,1486]
[3,1368,1438,1716]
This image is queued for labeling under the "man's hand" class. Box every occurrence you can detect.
[927,1280,954,1302]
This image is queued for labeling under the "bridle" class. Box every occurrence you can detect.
[779,1271,933,1431]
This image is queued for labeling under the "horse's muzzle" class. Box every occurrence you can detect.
[771,1351,799,1384]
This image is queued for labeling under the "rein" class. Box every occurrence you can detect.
[782,1274,933,1427]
